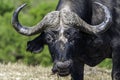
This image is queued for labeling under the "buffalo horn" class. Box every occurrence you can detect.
[12,4,47,36]
[76,2,112,34]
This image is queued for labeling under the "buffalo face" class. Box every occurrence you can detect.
[27,27,84,76]
[45,27,84,76]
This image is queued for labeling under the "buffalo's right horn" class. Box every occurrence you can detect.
[12,4,59,36]
[76,2,112,34]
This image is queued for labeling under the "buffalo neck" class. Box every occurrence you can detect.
[56,0,92,23]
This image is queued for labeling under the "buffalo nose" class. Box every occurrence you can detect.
[56,60,72,69]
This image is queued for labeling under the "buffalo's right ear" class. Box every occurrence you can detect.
[26,33,45,53]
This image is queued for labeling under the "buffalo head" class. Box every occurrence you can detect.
[12,2,111,76]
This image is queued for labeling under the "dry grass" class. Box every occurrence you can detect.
[0,63,111,80]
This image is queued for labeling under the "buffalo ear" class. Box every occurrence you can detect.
[26,33,45,53]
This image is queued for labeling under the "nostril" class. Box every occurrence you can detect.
[56,61,72,69]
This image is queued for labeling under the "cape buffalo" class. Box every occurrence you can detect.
[12,0,120,80]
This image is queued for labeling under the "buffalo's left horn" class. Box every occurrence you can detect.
[12,4,47,36]
[76,2,112,34]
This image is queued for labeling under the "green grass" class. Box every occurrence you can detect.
[98,59,112,69]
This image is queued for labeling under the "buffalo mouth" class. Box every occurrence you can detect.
[52,68,70,77]
[58,68,70,76]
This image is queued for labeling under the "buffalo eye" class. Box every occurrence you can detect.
[64,32,70,38]
[45,34,54,43]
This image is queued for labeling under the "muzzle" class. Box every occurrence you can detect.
[52,60,73,76]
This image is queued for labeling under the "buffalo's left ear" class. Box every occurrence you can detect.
[26,33,45,53]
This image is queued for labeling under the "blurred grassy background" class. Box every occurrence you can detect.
[0,0,112,68]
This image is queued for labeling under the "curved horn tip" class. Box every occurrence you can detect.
[93,2,111,18]
[93,2,102,5]
[20,3,27,8]
[15,3,27,12]
[12,3,27,23]
[93,2,108,10]
[93,2,106,8]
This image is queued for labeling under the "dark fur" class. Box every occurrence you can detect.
[27,0,120,80]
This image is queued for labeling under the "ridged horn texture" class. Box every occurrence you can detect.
[12,4,59,36]
[12,2,112,36]
[75,2,112,34]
